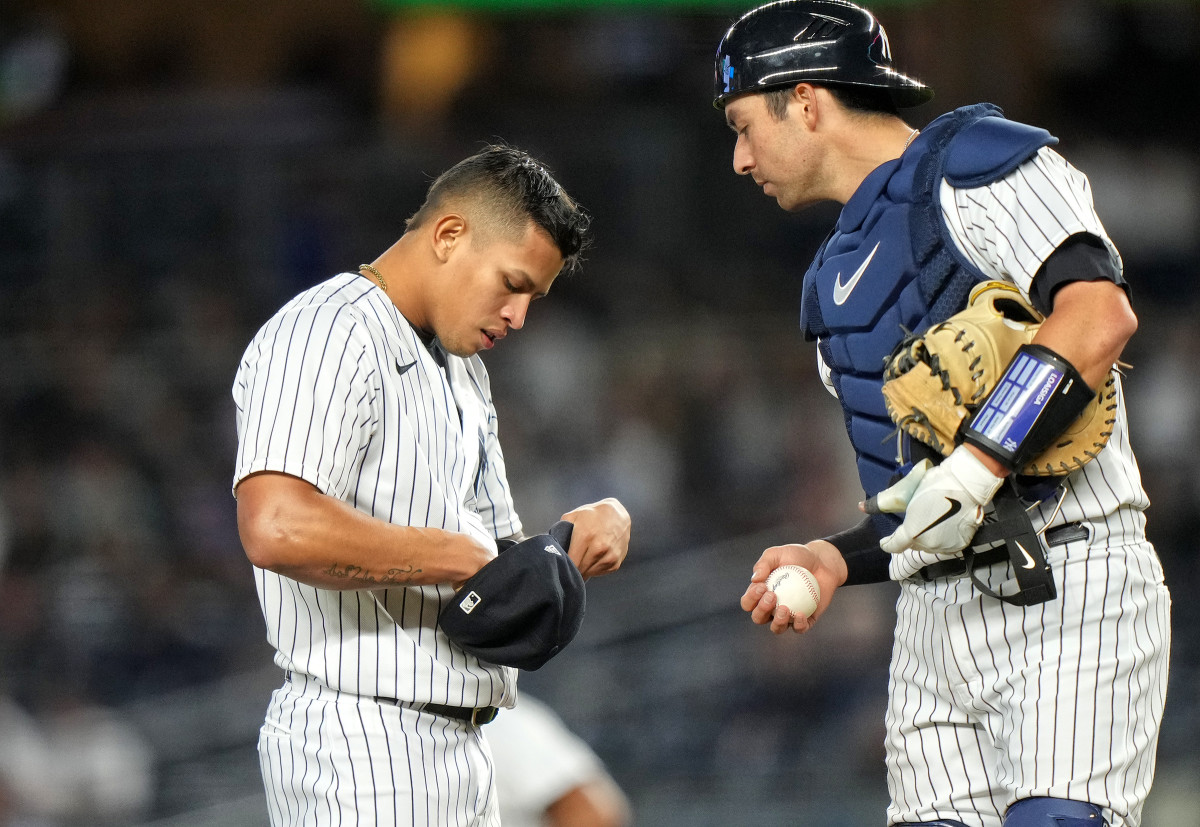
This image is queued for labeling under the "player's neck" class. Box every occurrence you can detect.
[370,237,435,336]
[829,119,918,204]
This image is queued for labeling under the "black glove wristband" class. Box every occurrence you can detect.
[962,343,1095,472]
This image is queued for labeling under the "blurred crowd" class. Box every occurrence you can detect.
[1,1,1198,824]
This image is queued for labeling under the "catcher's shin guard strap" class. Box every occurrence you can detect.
[963,343,1095,473]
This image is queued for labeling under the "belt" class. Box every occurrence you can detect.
[282,672,499,726]
[373,696,500,726]
[917,522,1089,582]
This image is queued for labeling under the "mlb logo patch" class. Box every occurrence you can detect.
[459,591,482,614]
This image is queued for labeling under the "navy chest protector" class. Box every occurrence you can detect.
[800,103,1056,513]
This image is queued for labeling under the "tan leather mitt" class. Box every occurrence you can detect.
[881,280,1118,476]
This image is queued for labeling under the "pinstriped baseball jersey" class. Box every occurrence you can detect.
[808,133,1169,825]
[878,147,1171,825]
[940,147,1149,543]
[233,271,520,709]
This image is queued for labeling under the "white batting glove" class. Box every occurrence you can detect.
[877,446,1004,556]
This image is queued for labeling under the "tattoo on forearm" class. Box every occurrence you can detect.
[326,563,421,585]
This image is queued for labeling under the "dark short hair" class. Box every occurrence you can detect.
[762,83,901,120]
[828,85,901,116]
[406,144,591,272]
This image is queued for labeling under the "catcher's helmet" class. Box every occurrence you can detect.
[713,0,933,109]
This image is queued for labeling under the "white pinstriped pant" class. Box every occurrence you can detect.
[885,537,1171,827]
[258,673,501,826]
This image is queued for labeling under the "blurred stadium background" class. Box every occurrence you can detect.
[0,0,1197,824]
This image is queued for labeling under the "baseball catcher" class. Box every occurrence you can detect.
[722,2,1170,823]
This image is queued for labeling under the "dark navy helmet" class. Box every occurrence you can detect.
[714,0,933,109]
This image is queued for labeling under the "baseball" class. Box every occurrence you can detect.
[765,565,821,619]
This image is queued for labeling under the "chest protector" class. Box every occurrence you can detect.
[800,103,1056,507]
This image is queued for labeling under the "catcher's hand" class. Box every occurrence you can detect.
[881,281,1117,476]
[875,446,1003,556]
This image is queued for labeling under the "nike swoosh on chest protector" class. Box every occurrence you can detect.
[832,242,881,306]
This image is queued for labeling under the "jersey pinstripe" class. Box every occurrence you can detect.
[886,541,1169,827]
[873,146,1171,825]
[939,146,1123,291]
[803,146,1155,580]
[939,145,1149,548]
[233,271,520,707]
[258,671,501,826]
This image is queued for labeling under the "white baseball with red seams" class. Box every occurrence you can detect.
[765,565,820,619]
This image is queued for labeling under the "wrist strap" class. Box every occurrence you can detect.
[962,343,1094,473]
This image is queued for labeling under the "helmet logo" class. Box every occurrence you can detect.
[794,13,849,42]
[721,54,734,93]
[874,29,893,63]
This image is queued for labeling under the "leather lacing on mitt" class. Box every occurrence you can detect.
[880,281,1120,477]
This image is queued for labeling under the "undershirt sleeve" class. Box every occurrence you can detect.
[822,516,891,585]
[1028,232,1129,316]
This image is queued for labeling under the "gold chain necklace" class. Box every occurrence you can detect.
[359,263,387,292]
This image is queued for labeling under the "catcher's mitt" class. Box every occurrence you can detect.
[881,281,1118,476]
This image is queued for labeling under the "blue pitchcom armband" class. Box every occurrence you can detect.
[963,343,1095,472]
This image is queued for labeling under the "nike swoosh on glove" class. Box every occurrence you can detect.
[877,445,1004,556]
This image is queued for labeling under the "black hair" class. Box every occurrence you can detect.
[828,85,902,117]
[406,144,591,272]
[762,83,902,120]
